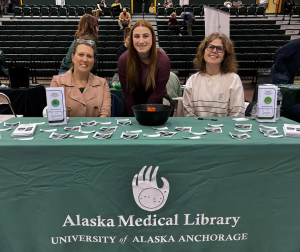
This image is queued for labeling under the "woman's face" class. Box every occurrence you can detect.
[204,38,225,67]
[133,26,153,57]
[72,44,95,73]
[151,3,153,6]
[125,36,130,45]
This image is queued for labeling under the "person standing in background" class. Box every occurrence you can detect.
[181,12,195,36]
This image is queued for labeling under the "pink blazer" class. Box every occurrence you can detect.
[50,70,111,117]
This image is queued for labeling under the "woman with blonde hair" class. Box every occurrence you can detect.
[183,32,245,117]
[59,14,99,75]
[118,19,171,116]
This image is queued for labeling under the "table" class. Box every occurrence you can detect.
[0,117,300,252]
[252,84,300,117]
[0,85,47,117]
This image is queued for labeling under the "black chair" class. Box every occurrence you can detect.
[238,6,247,16]
[193,7,201,16]
[23,7,31,16]
[208,4,215,8]
[68,7,76,16]
[191,4,198,8]
[157,7,165,16]
[32,7,40,16]
[50,7,58,16]
[86,6,93,15]
[41,7,49,16]
[256,6,265,16]
[220,7,229,12]
[174,4,181,8]
[247,6,256,16]
[293,6,300,16]
[13,7,22,16]
[230,7,238,16]
[184,7,192,12]
[216,4,223,8]
[166,7,174,16]
[77,7,85,16]
[103,7,111,16]
[59,7,67,16]
[175,7,183,16]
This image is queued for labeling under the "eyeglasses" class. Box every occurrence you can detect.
[206,44,225,53]
[76,39,95,46]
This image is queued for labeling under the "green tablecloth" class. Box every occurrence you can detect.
[1,117,300,252]
[252,84,300,116]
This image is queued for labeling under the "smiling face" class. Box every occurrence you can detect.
[72,44,95,73]
[132,26,153,58]
[204,38,225,67]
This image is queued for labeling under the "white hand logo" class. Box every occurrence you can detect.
[132,166,170,212]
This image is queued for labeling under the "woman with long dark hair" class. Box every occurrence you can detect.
[59,14,99,75]
[118,19,170,116]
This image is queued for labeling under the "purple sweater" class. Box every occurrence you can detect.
[118,49,171,116]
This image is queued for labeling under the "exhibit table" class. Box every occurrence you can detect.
[0,117,300,252]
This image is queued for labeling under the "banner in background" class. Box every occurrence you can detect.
[204,6,230,38]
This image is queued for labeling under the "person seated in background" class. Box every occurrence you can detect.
[117,27,131,59]
[118,19,171,116]
[149,3,155,14]
[180,12,195,36]
[271,38,300,84]
[92,0,106,18]
[51,36,111,118]
[111,0,122,18]
[224,0,232,8]
[164,0,173,8]
[232,0,242,7]
[118,8,132,30]
[59,14,98,75]
[168,12,182,36]
[183,32,245,117]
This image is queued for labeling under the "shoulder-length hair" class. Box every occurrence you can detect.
[75,14,99,42]
[194,32,238,74]
[126,19,157,93]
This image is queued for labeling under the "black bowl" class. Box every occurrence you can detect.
[132,104,173,126]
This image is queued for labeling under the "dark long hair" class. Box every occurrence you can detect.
[75,14,99,42]
[126,19,157,93]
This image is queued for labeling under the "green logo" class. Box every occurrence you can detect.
[264,97,272,104]
[52,99,60,107]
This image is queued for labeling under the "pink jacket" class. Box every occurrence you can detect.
[50,70,111,117]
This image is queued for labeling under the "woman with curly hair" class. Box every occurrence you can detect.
[59,14,98,75]
[183,32,245,117]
